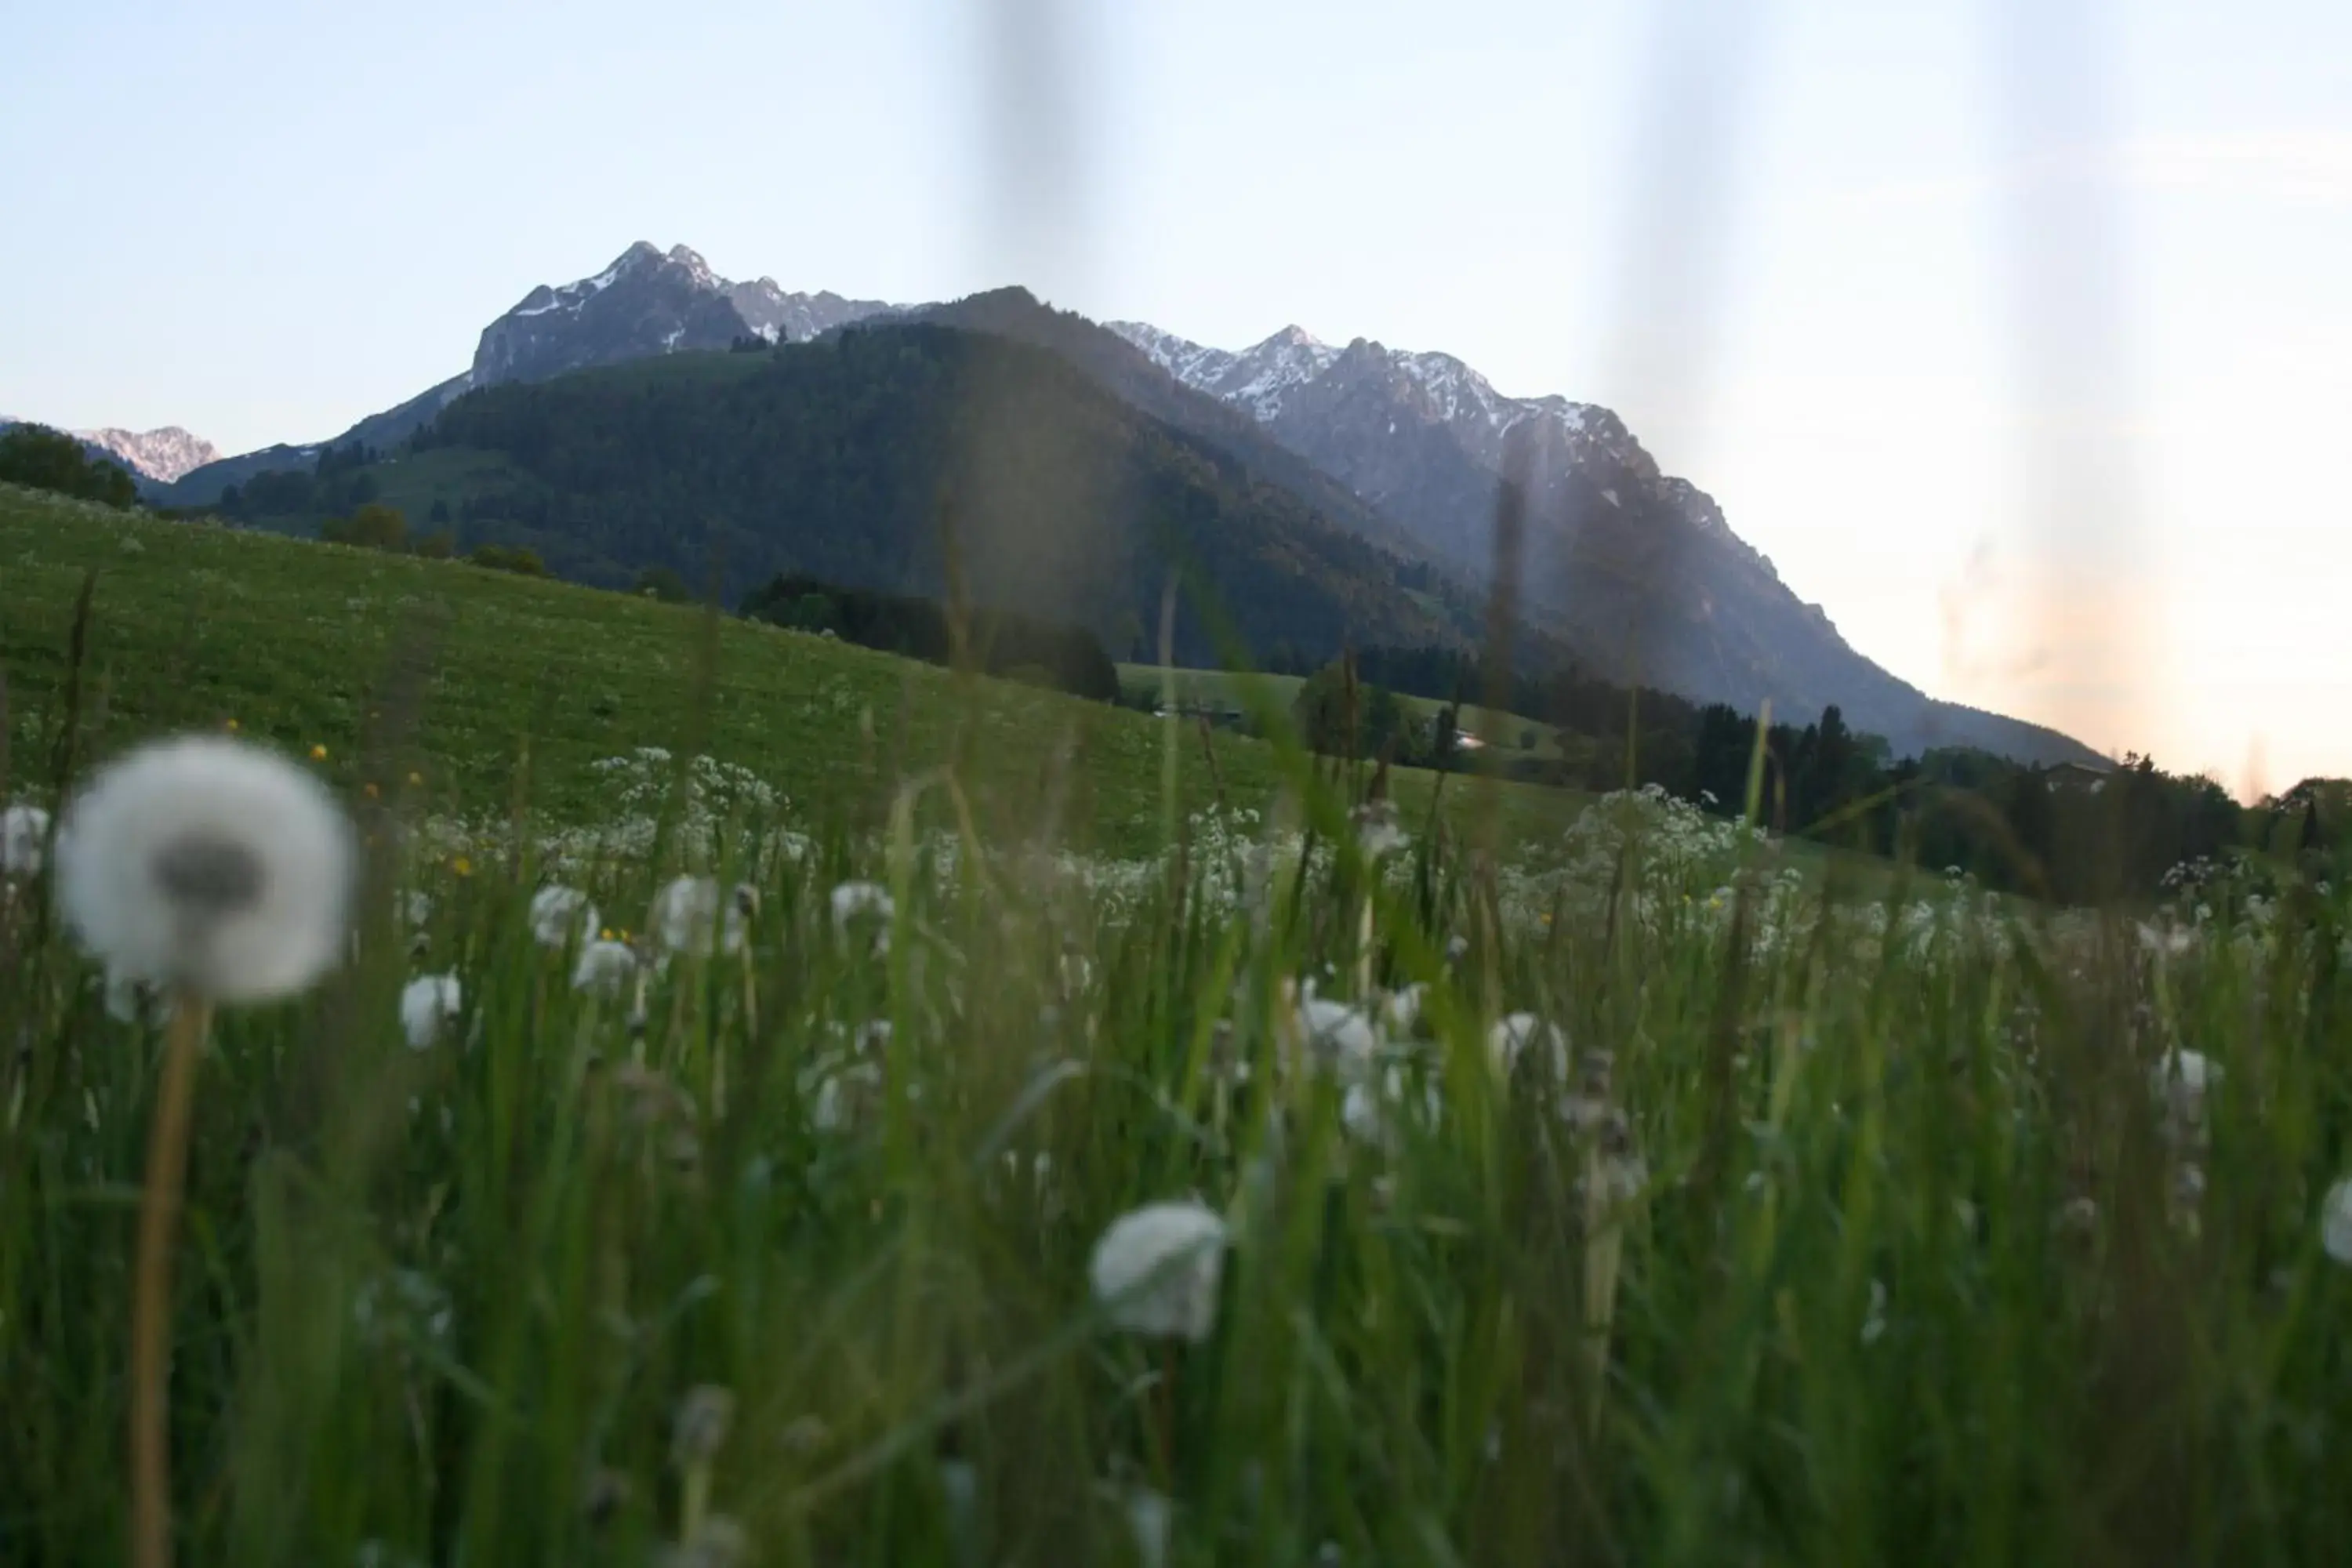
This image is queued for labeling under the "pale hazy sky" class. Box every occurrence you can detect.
[3,0,2347,789]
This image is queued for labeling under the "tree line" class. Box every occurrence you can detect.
[0,424,140,508]
[1283,647,2336,904]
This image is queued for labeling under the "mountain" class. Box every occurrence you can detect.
[0,418,217,485]
[227,318,1469,664]
[147,235,2091,764]
[1107,321,2099,765]
[72,425,218,483]
[162,244,898,505]
[473,243,897,390]
[903,290,1433,563]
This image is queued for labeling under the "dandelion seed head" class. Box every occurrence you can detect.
[1488,1011,1569,1083]
[572,938,639,996]
[671,1385,736,1468]
[529,884,600,949]
[1295,991,1379,1075]
[56,735,354,1002]
[400,972,461,1050]
[1089,1200,1228,1342]
[1379,982,1426,1036]
[829,880,894,927]
[652,875,749,957]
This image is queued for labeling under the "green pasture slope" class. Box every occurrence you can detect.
[0,485,1584,855]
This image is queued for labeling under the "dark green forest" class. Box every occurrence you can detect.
[741,571,1120,701]
[0,424,139,509]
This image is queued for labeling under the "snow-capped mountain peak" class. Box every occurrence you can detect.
[0,417,220,482]
[1109,319,1617,459]
[74,424,220,483]
[473,242,896,387]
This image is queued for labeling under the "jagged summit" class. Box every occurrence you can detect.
[472,244,897,388]
[0,417,220,483]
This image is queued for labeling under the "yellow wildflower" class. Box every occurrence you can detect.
[310,744,328,762]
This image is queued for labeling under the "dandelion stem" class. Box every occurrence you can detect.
[131,991,210,1568]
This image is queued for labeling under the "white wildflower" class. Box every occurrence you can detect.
[1088,1200,1229,1342]
[2,802,49,878]
[1860,1279,1887,1345]
[572,938,639,996]
[528,884,599,949]
[399,973,461,1050]
[397,890,434,929]
[56,735,354,1001]
[2322,1178,2352,1266]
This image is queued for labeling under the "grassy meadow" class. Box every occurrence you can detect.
[4,482,2351,1566]
[0,486,1581,858]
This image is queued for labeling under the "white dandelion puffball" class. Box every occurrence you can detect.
[652,875,752,957]
[400,973,461,1050]
[3,802,50,878]
[1297,993,1379,1075]
[572,938,639,996]
[829,880,894,927]
[1488,1012,1569,1082]
[2322,1178,2352,1267]
[1379,982,1426,1036]
[528,884,599,949]
[56,735,355,1001]
[1088,1200,1229,1342]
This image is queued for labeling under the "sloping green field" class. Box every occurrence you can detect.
[0,485,1584,855]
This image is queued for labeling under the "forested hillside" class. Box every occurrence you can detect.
[217,325,1472,668]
